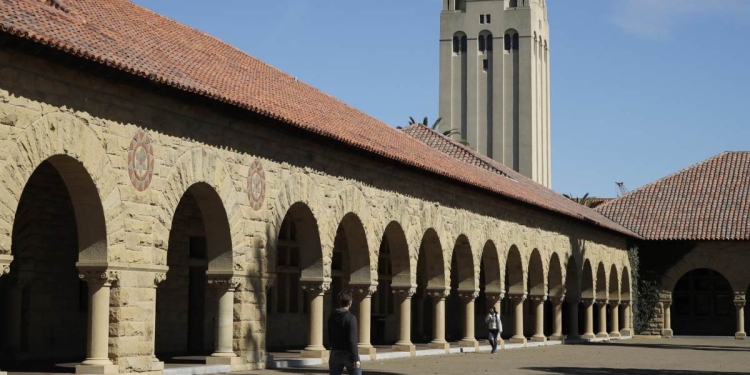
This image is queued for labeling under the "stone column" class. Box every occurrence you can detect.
[735,293,746,340]
[581,298,596,339]
[596,300,609,339]
[150,273,166,371]
[427,289,450,351]
[620,301,632,337]
[391,287,416,354]
[661,299,673,338]
[508,293,527,344]
[567,298,580,339]
[549,295,565,341]
[415,293,425,341]
[301,282,331,359]
[0,261,11,375]
[206,277,242,366]
[530,295,547,342]
[76,270,119,375]
[352,284,378,359]
[458,291,479,349]
[485,292,504,347]
[609,301,620,338]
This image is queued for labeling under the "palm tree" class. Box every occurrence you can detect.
[563,193,605,209]
[408,116,469,145]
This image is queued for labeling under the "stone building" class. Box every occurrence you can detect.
[439,0,551,187]
[597,152,749,340]
[0,1,633,374]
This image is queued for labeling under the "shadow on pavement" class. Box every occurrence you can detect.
[524,368,745,374]
[272,369,401,375]
[597,342,750,352]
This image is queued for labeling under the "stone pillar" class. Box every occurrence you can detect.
[352,284,378,359]
[205,277,242,366]
[661,299,673,338]
[150,273,166,371]
[549,295,565,341]
[508,293,527,344]
[76,270,119,375]
[567,298,580,339]
[415,294,425,341]
[620,301,632,337]
[735,293,746,340]
[301,282,331,359]
[485,292,504,346]
[596,300,609,339]
[392,287,416,354]
[0,260,11,375]
[458,291,479,349]
[609,301,620,338]
[581,298,596,339]
[427,289,450,351]
[530,295,547,342]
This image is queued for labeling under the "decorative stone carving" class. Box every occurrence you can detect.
[550,294,566,304]
[734,292,746,307]
[247,159,266,211]
[427,289,450,300]
[127,129,155,191]
[596,299,609,307]
[609,300,621,308]
[508,293,527,303]
[352,284,378,298]
[0,264,9,277]
[529,294,548,303]
[458,291,480,301]
[153,273,167,287]
[207,277,242,290]
[78,270,119,286]
[485,292,505,305]
[301,282,330,295]
[392,287,417,299]
[581,298,595,307]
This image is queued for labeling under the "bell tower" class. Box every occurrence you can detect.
[439,0,551,187]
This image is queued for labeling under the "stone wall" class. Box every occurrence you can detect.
[0,46,632,372]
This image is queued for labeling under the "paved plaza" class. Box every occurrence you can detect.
[252,338,750,375]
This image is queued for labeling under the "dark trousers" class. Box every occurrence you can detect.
[329,350,362,375]
[488,329,500,351]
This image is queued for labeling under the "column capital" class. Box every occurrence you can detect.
[529,294,547,303]
[609,300,621,308]
[301,281,331,295]
[153,272,167,287]
[659,291,672,303]
[508,293,527,303]
[351,284,378,298]
[734,292,746,307]
[427,288,450,300]
[595,299,609,307]
[0,263,9,277]
[263,274,277,291]
[392,286,417,298]
[549,294,565,304]
[207,276,242,291]
[458,291,479,301]
[620,300,631,308]
[79,269,119,286]
[581,298,595,307]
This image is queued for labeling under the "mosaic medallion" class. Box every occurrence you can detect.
[247,159,266,211]
[127,130,155,192]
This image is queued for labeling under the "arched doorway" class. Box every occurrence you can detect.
[447,235,474,342]
[0,156,106,371]
[672,269,735,336]
[265,202,324,351]
[413,229,446,344]
[156,182,233,362]
[372,222,410,345]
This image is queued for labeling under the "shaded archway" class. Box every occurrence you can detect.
[372,221,410,345]
[0,155,107,370]
[447,235,474,342]
[594,263,607,335]
[580,259,595,337]
[330,213,371,318]
[265,202,324,350]
[156,182,234,361]
[503,246,524,340]
[477,241,502,337]
[564,256,580,337]
[672,269,735,336]
[527,249,545,337]
[413,229,446,343]
[621,266,632,334]
[546,253,564,337]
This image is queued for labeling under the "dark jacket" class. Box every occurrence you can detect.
[327,307,360,362]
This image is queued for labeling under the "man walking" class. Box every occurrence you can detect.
[328,290,362,375]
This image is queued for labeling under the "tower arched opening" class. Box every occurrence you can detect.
[672,269,735,336]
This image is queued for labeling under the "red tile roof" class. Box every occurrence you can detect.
[0,0,637,237]
[403,124,639,237]
[596,152,750,241]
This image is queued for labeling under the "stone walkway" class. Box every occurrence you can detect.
[251,338,750,375]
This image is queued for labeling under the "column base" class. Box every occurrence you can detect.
[735,332,747,340]
[661,329,673,338]
[151,360,164,371]
[301,349,330,359]
[596,332,610,339]
[358,345,377,360]
[206,356,245,366]
[581,333,596,340]
[531,336,547,343]
[620,328,633,337]
[75,364,119,375]
[508,337,527,345]
[427,341,450,352]
[391,343,416,355]
[549,335,564,341]
[609,332,621,338]
[459,339,479,349]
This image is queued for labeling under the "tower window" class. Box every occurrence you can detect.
[453,36,460,54]
[504,34,511,51]
[461,36,468,53]
[479,35,486,53]
[480,14,485,24]
[487,34,493,51]
[512,33,519,50]
[483,59,489,72]
[486,15,491,23]
[509,0,518,8]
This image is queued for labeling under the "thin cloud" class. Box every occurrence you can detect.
[611,0,749,39]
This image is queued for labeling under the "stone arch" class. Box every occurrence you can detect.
[336,212,373,285]
[160,148,241,272]
[548,252,564,299]
[528,249,545,297]
[382,221,411,287]
[581,259,594,300]
[418,228,447,290]
[672,268,736,336]
[596,262,607,301]
[481,241,502,293]
[0,112,122,261]
[276,202,325,281]
[621,266,631,301]
[506,245,525,295]
[660,252,745,294]
[451,234,476,291]
[609,265,620,302]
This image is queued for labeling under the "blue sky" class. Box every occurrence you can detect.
[132,0,750,198]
